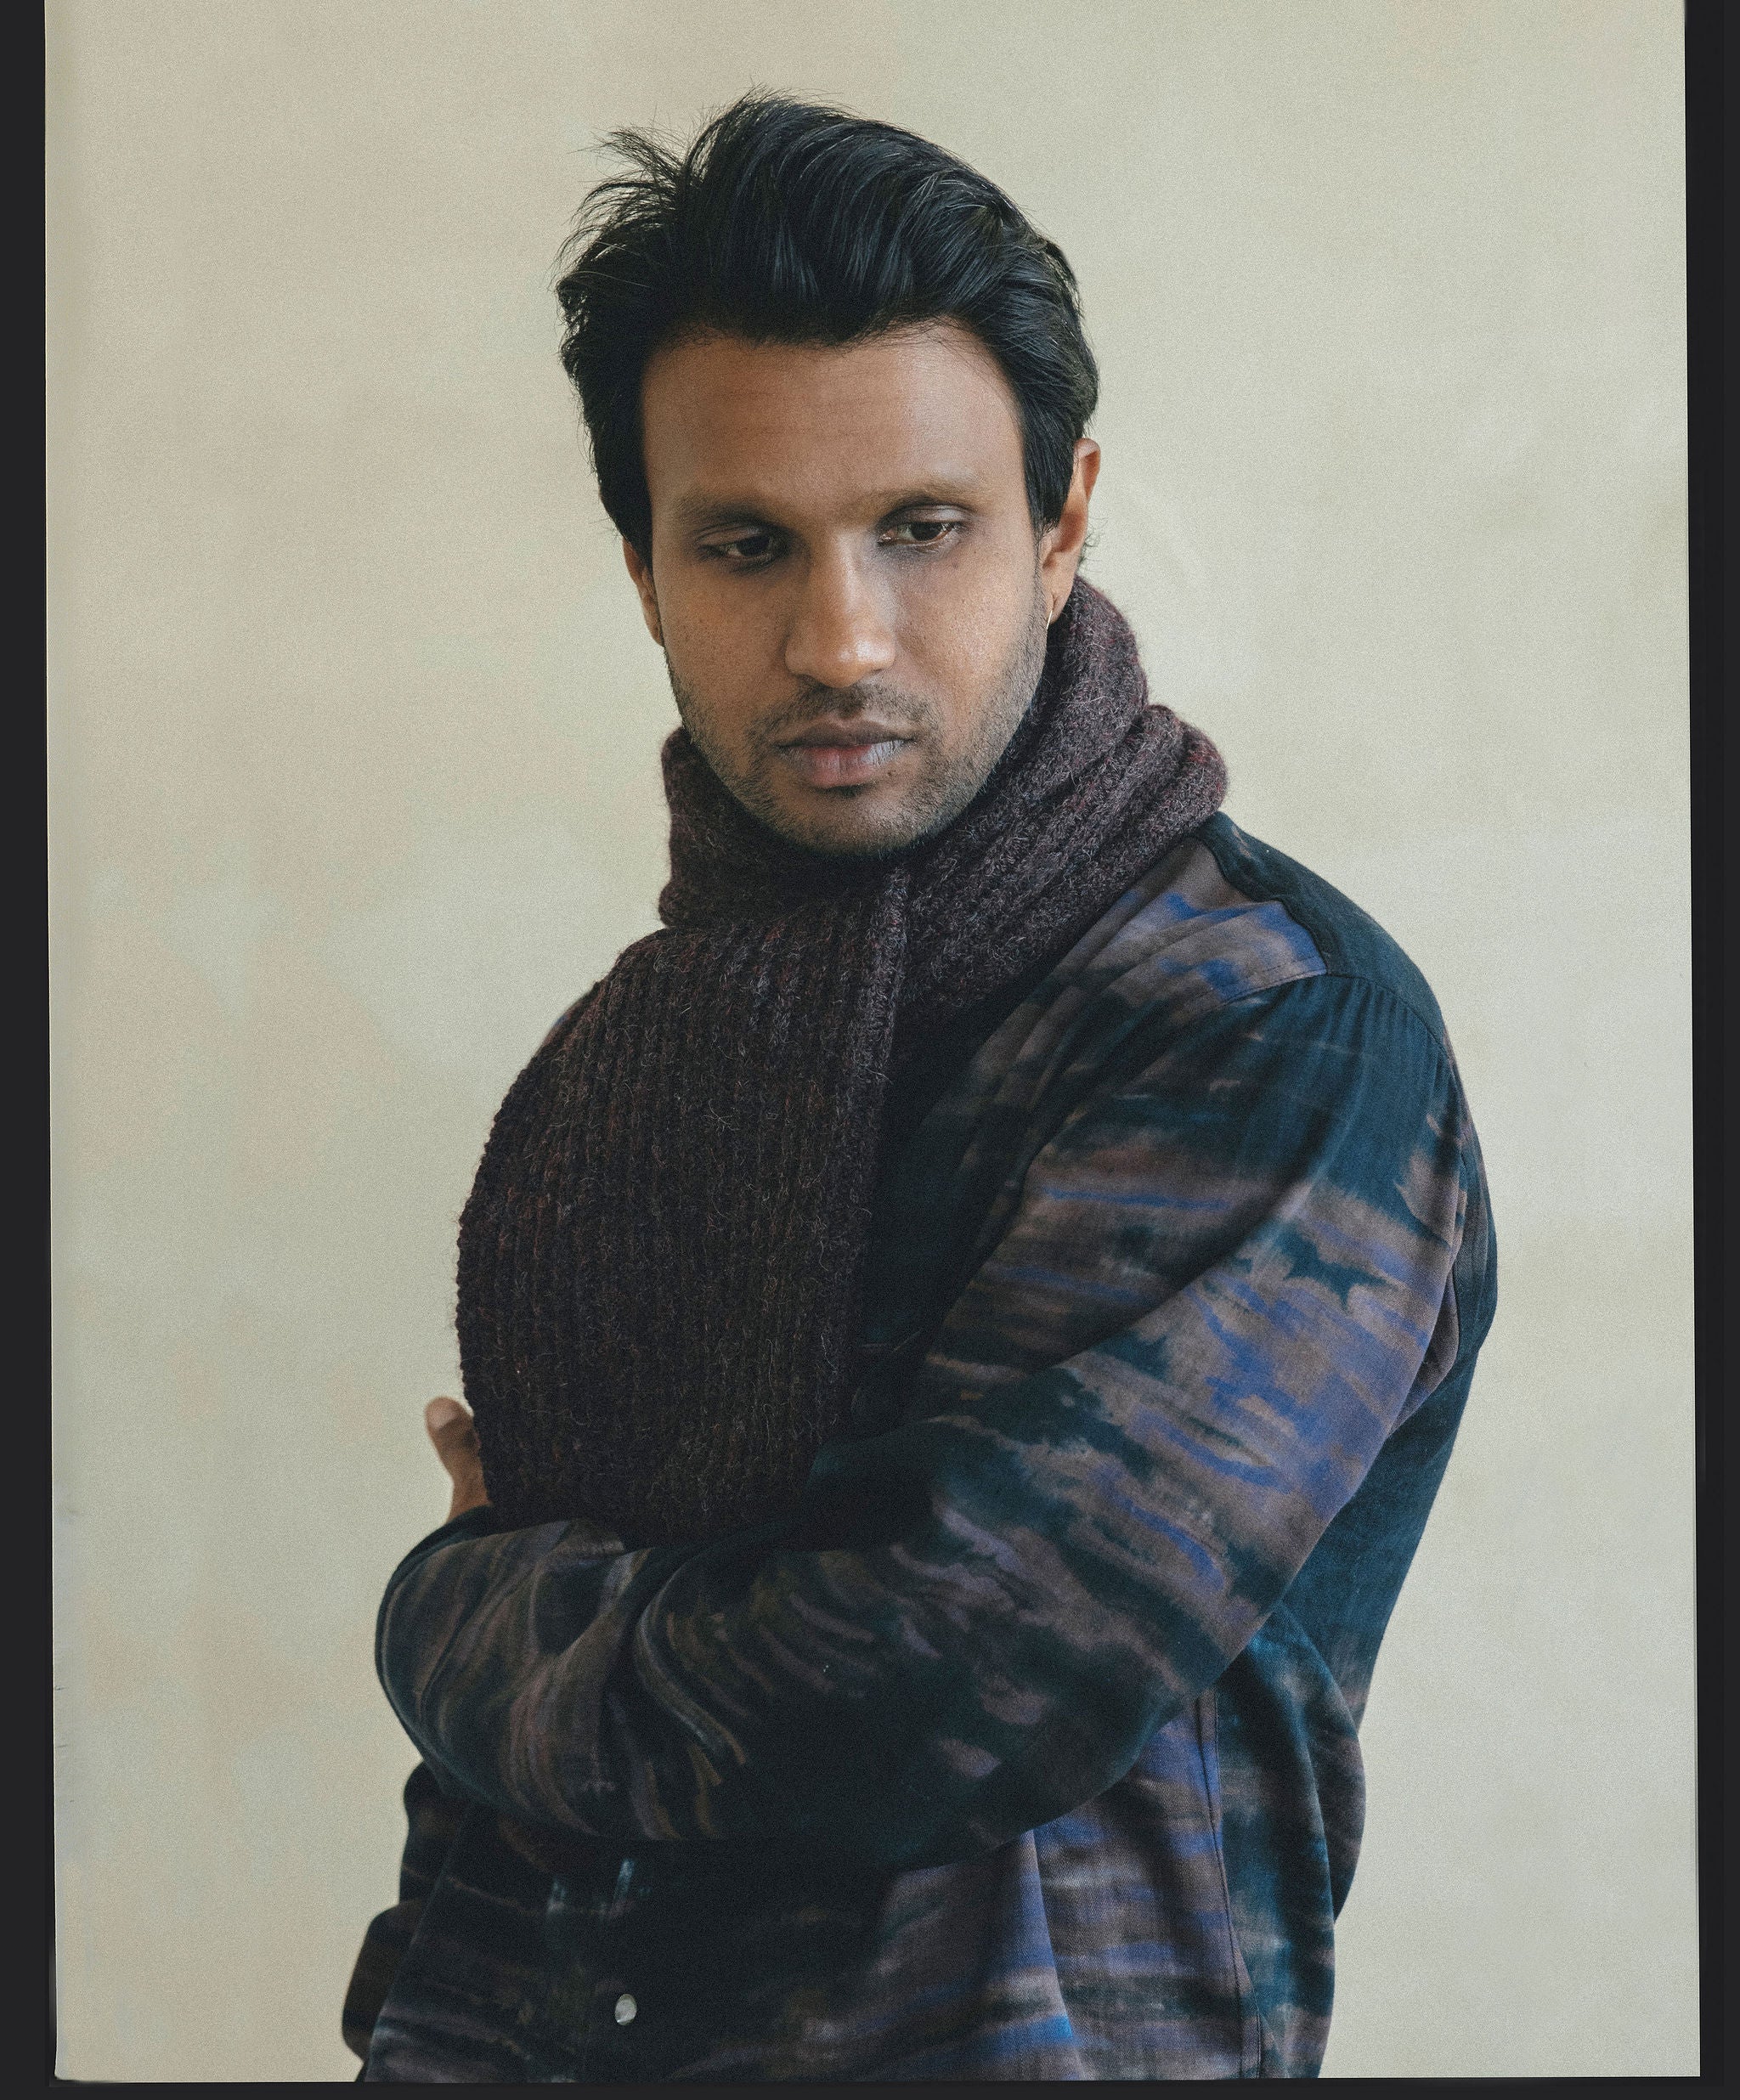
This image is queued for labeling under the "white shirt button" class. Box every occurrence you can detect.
[613,1992,637,2025]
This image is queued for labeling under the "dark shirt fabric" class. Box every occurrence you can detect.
[347,815,1496,2081]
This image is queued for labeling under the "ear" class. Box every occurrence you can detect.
[622,538,664,647]
[1038,439,1101,621]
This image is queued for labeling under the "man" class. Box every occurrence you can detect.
[345,94,1494,2082]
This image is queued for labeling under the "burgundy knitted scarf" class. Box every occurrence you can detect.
[456,579,1226,1547]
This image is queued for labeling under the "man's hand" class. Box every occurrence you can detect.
[425,1397,489,1522]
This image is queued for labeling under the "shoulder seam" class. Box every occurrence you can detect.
[1317,965,1448,1060]
[1203,971,1454,1084]
[1189,821,1448,1051]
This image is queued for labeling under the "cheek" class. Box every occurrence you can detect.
[901,556,1038,710]
[658,590,776,726]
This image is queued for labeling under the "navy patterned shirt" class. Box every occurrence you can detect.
[347,813,1496,2081]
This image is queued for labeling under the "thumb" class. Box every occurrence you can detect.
[424,1395,478,1475]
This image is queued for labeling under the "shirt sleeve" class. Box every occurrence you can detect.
[376,973,1468,1874]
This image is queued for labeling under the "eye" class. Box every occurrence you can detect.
[882,518,963,550]
[701,531,781,565]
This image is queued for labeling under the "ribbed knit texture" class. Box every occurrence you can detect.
[455,579,1227,1544]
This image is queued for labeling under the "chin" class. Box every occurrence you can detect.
[738,760,985,863]
[777,806,924,862]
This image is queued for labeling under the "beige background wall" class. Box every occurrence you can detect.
[48,0,1694,2080]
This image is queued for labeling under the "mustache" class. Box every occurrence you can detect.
[750,684,941,747]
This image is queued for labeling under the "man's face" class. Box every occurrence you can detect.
[624,322,1098,859]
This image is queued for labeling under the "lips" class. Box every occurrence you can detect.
[774,718,915,788]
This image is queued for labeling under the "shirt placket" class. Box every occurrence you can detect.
[531,1854,648,2082]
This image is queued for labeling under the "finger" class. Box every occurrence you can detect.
[424,1396,479,1472]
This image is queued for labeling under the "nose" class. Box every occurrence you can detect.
[782,545,898,691]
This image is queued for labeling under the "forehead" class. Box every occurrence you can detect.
[638,322,1027,523]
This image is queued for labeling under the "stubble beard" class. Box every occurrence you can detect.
[664,581,1051,862]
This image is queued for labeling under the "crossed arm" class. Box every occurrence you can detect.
[381,979,1470,1875]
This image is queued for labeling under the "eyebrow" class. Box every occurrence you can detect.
[670,483,985,533]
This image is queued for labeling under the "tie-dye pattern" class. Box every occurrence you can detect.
[350,815,1495,2081]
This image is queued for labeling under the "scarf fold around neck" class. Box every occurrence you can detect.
[457,579,1227,1545]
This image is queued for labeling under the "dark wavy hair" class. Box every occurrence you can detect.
[555,93,1099,558]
